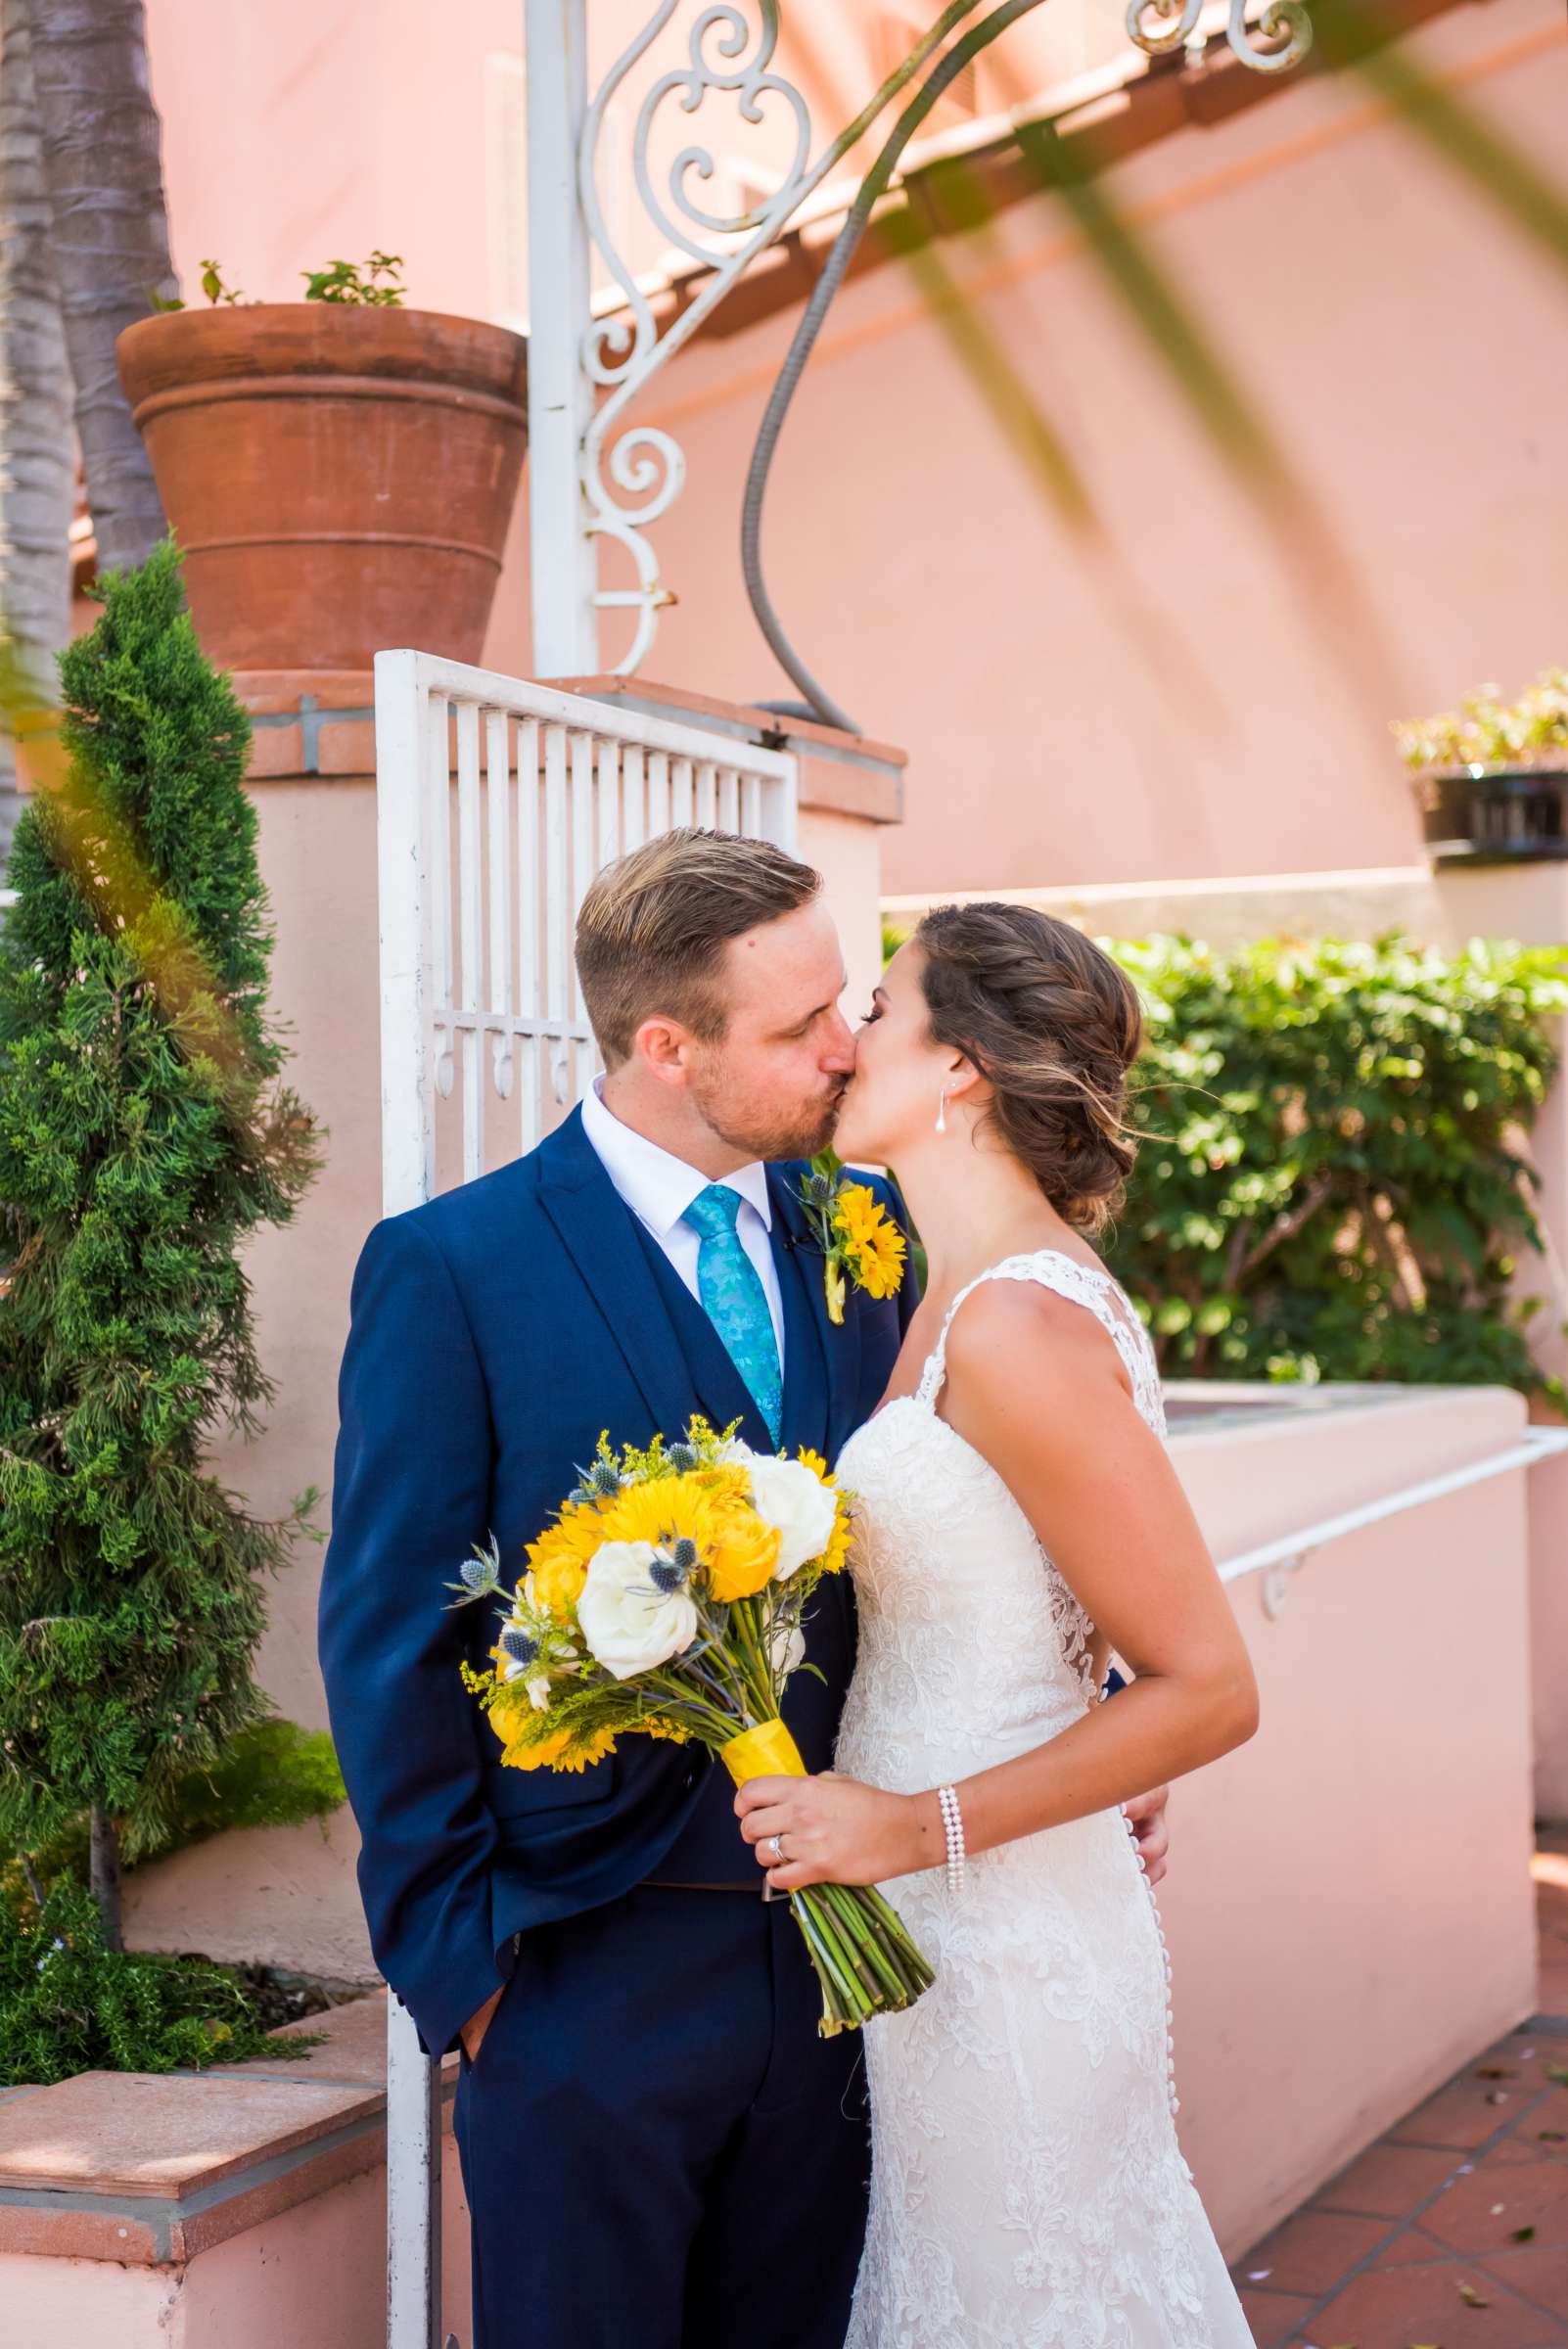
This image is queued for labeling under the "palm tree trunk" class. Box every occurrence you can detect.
[0,0,74,870]
[24,0,172,576]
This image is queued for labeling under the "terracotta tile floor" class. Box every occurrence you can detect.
[1231,1829,1568,2347]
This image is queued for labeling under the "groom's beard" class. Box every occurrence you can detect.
[693,1068,849,1164]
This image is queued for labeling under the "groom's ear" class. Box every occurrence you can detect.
[633,1013,697,1086]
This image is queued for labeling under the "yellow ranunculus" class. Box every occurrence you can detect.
[705,1493,783,1601]
[527,1501,604,1619]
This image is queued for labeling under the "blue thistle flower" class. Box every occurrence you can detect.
[649,1535,699,1594]
[667,1442,698,1474]
[588,1458,622,1498]
[807,1171,836,1204]
[500,1628,539,1665]
[460,1556,495,1591]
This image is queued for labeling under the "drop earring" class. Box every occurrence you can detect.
[935,1087,949,1135]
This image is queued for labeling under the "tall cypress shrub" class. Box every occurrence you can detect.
[0,540,319,1946]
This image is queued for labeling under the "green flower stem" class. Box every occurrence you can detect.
[790,1893,856,2033]
[854,1885,935,1993]
[823,1881,916,2005]
[801,1884,883,2008]
[793,1892,864,2021]
[726,1596,777,1727]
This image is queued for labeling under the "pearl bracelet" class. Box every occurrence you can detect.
[937,1782,966,1894]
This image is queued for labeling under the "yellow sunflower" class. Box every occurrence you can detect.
[597,1469,715,1551]
[491,1702,572,1770]
[834,1183,907,1302]
[553,1724,620,1773]
[797,1450,853,1574]
[526,1500,605,1619]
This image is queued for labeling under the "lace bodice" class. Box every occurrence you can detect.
[834,1252,1252,2349]
[914,1249,1167,1429]
[837,1250,1165,1788]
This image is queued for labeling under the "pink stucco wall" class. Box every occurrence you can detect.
[620,0,1568,898]
[142,0,1568,902]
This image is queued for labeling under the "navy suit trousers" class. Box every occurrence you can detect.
[452,1887,871,2349]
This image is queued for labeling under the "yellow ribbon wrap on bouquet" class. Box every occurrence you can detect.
[719,1718,807,1786]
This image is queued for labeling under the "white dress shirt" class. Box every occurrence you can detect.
[578,1081,786,1366]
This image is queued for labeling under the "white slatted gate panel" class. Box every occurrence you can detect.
[372,650,799,2349]
[377,652,798,1213]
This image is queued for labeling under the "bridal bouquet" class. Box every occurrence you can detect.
[447,1417,934,2036]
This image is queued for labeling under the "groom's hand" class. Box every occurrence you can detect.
[1124,1783,1170,1886]
[459,1981,505,2065]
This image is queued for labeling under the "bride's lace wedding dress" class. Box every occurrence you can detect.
[834,1252,1253,2349]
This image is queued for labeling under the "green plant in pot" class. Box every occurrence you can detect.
[117,251,528,675]
[1396,669,1568,864]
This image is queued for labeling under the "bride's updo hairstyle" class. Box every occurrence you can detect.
[914,902,1143,1234]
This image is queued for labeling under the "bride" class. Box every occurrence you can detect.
[735,901,1259,2347]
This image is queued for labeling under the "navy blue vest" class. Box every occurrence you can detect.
[625,1213,857,1883]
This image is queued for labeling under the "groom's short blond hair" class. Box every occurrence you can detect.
[576,827,821,1068]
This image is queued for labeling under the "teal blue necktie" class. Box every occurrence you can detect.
[680,1184,783,1449]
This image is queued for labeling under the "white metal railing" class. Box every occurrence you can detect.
[1217,1425,1568,1619]
[375,649,798,2349]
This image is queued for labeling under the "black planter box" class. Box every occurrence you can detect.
[1418,765,1568,864]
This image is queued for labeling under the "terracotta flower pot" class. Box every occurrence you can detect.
[116,304,528,673]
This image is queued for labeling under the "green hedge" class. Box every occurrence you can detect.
[1103,934,1568,1398]
[0,1876,286,2086]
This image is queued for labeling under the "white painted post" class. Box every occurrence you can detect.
[525,0,598,677]
[375,651,451,2349]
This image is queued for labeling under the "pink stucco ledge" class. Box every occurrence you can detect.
[0,1995,470,2349]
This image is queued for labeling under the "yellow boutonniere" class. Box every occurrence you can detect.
[797,1151,908,1325]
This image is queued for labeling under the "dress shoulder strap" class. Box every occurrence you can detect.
[914,1250,1165,1435]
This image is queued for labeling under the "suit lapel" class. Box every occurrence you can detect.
[768,1163,854,1460]
[535,1109,699,1443]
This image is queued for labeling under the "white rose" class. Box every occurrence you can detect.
[765,1613,807,1679]
[576,1541,700,1681]
[743,1454,838,1580]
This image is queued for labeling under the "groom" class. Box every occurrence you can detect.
[318,828,1169,2349]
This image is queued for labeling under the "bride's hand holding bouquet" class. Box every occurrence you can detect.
[446,1415,935,2037]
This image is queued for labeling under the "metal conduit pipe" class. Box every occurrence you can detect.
[741,0,1053,735]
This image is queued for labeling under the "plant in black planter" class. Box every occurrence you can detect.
[0,540,321,1984]
[1396,668,1568,863]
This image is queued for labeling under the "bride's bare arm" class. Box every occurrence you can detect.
[735,1280,1256,1892]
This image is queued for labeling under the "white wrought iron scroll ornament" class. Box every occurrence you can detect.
[576,0,1314,702]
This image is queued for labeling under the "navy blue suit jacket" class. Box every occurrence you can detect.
[317,1108,914,2058]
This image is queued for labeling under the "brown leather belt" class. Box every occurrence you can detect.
[644,1878,778,1899]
